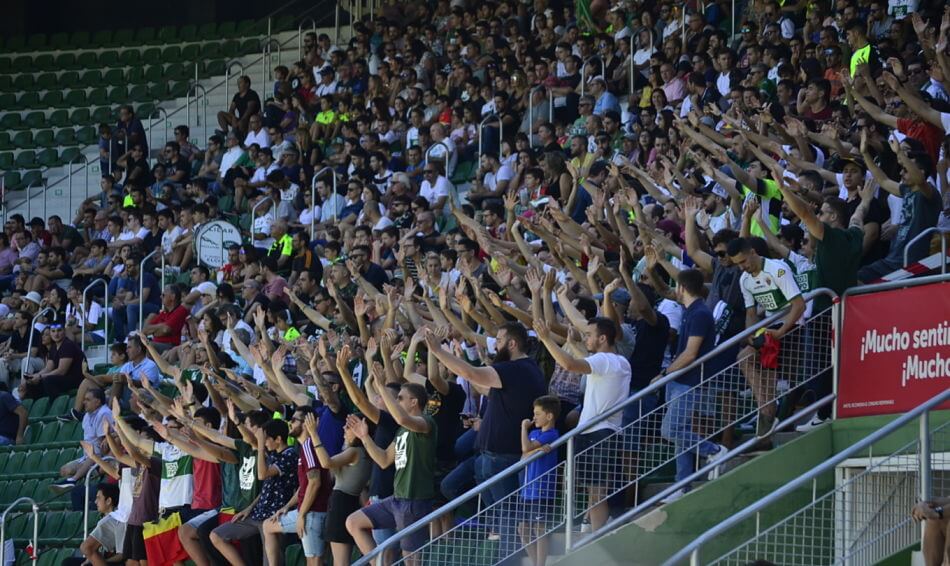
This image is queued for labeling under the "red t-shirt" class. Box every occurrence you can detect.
[192,458,222,511]
[298,438,332,513]
[897,118,944,166]
[150,305,188,345]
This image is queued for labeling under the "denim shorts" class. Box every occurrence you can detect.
[362,497,434,552]
[278,509,327,558]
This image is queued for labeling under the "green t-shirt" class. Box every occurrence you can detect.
[815,224,863,311]
[393,413,438,500]
[221,440,259,511]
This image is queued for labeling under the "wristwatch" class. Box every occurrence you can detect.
[936,505,944,519]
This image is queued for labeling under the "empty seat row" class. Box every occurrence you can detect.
[1,19,278,54]
[0,38,260,75]
[4,510,87,544]
[0,447,82,480]
[0,107,130,131]
[21,395,75,422]
[0,61,223,92]
[0,82,190,111]
[0,148,85,172]
[0,130,93,151]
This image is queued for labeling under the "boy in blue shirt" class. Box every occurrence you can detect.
[519,395,561,566]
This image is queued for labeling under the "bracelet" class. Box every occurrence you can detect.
[314,444,323,449]
[936,506,944,519]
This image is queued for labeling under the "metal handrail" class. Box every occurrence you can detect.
[310,166,337,238]
[580,55,606,97]
[224,60,247,110]
[67,153,90,208]
[298,17,318,58]
[25,307,55,375]
[0,497,39,566]
[261,38,282,88]
[186,84,209,145]
[527,86,553,148]
[665,387,950,566]
[147,107,169,166]
[903,226,948,272]
[357,288,838,564]
[477,113,503,162]
[574,394,837,552]
[250,196,274,247]
[80,279,109,355]
[138,249,159,331]
[424,141,457,207]
[82,463,100,540]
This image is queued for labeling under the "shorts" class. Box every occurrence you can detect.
[121,524,147,561]
[277,510,327,558]
[212,518,263,543]
[575,429,620,489]
[325,491,361,544]
[362,497,434,552]
[185,509,220,529]
[91,514,127,554]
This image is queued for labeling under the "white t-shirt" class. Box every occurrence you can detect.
[244,128,270,149]
[740,257,803,317]
[253,213,275,249]
[250,162,279,185]
[578,352,631,433]
[419,175,453,208]
[153,441,194,510]
[111,466,134,522]
[161,225,184,255]
[485,164,515,193]
[428,138,457,178]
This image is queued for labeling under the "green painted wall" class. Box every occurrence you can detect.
[557,410,950,566]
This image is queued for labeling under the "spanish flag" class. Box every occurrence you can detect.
[143,512,190,566]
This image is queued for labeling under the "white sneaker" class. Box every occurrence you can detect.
[795,415,826,433]
[661,488,687,504]
[706,445,729,481]
[777,379,790,393]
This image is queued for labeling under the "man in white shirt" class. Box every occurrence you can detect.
[250,192,276,250]
[243,114,269,149]
[533,316,630,531]
[418,165,452,216]
[315,67,338,97]
[428,123,457,178]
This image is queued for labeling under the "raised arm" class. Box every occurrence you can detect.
[424,329,501,389]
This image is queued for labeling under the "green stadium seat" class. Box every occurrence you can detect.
[148,85,167,102]
[12,92,40,111]
[7,512,33,539]
[135,28,156,44]
[38,510,63,540]
[102,68,125,86]
[1,452,25,475]
[141,48,162,66]
[33,54,54,72]
[69,108,91,127]
[15,151,38,170]
[221,40,242,58]
[21,171,44,189]
[12,131,34,150]
[58,511,83,540]
[217,21,237,38]
[0,59,8,74]
[194,43,217,59]
[129,84,150,103]
[144,65,164,83]
[285,544,303,565]
[59,147,81,166]
[236,19,258,35]
[2,172,21,191]
[0,133,11,151]
[0,153,14,171]
[137,103,156,118]
[11,56,32,73]
[49,32,69,50]
[161,45,181,62]
[26,34,47,51]
[240,38,261,55]
[204,60,226,77]
[168,82,189,98]
[70,31,91,49]
[76,126,99,145]
[33,130,54,148]
[61,421,81,442]
[58,71,79,89]
[18,451,43,477]
[47,396,70,418]
[6,36,26,52]
[54,53,78,71]
[91,30,112,48]
[12,75,34,92]
[108,85,129,104]
[273,15,294,31]
[87,88,109,107]
[0,105,18,127]
[77,54,98,75]
[63,90,87,108]
[179,24,198,42]
[197,23,217,39]
[38,422,60,444]
[78,68,101,87]
[0,481,15,506]
[126,67,147,85]
[0,76,12,91]
[40,92,63,109]
[118,50,140,67]
[90,104,113,123]
[35,73,57,91]
[48,110,69,129]
[113,29,135,46]
[23,112,45,130]
[166,63,191,82]
[97,51,118,68]
[157,26,178,43]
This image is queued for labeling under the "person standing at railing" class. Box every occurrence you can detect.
[913,497,950,566]
[655,269,728,502]
[532,316,630,532]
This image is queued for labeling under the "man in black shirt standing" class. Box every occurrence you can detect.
[217,75,261,139]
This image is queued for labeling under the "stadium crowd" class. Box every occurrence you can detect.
[0,0,949,564]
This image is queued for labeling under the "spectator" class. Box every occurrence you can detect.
[50,386,113,493]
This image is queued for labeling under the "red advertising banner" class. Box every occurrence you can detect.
[837,281,950,418]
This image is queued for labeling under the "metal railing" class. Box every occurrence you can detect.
[66,153,90,207]
[250,196,274,247]
[261,38,282,87]
[80,279,109,356]
[903,226,948,273]
[310,166,337,237]
[358,289,838,565]
[147,107,169,166]
[24,307,55,375]
[580,56,606,97]
[666,388,950,566]
[137,249,159,331]
[186,83,209,145]
[82,463,101,540]
[477,113,503,162]
[298,17,318,58]
[0,497,39,565]
[224,60,247,107]
[527,86,553,148]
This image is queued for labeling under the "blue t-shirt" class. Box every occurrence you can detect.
[674,300,716,386]
[476,358,547,455]
[121,357,162,387]
[313,403,347,457]
[522,428,560,501]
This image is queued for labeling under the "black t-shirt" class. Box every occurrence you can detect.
[0,392,21,440]
[292,251,324,282]
[49,338,85,385]
[368,410,398,499]
[233,89,262,119]
[628,313,670,391]
[167,157,191,184]
[425,380,466,463]
[361,263,389,291]
[476,357,547,455]
[9,327,40,355]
